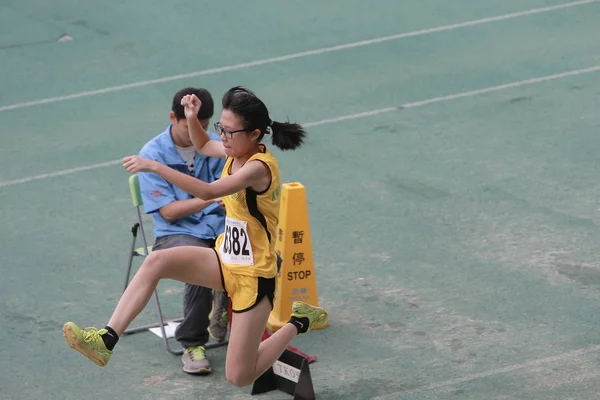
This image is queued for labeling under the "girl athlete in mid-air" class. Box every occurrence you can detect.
[63,86,328,387]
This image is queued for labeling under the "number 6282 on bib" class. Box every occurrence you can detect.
[220,217,254,266]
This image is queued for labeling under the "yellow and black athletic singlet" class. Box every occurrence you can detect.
[215,145,281,278]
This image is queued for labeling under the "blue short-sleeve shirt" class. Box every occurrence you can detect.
[138,126,225,240]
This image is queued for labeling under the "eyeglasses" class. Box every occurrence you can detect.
[213,122,250,139]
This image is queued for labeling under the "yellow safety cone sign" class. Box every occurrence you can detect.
[267,182,327,332]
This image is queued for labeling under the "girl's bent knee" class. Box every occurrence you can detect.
[142,251,168,275]
[226,369,254,388]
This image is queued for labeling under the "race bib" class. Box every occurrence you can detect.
[220,217,254,266]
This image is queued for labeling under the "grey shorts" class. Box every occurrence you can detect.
[153,234,216,251]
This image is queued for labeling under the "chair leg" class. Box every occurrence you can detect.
[123,222,169,337]
[152,288,185,355]
[122,220,229,353]
[123,223,140,292]
[122,290,184,334]
[152,297,228,353]
[122,290,228,351]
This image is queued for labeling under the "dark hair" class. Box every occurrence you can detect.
[172,87,214,120]
[221,86,306,151]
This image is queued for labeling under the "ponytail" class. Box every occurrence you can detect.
[222,86,307,151]
[270,120,306,151]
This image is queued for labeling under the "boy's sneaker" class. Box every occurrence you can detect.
[208,310,229,342]
[291,301,328,332]
[63,322,112,367]
[208,291,229,342]
[182,346,211,375]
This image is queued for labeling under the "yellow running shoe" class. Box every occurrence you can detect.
[63,322,112,367]
[291,301,328,332]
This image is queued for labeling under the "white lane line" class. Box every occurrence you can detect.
[1,63,599,189]
[304,65,600,128]
[0,159,122,188]
[0,0,597,113]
